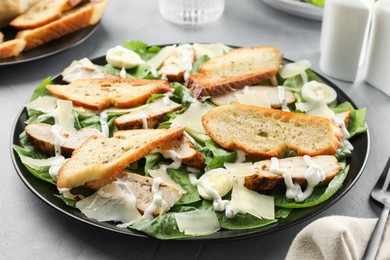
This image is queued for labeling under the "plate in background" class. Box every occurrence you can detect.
[0,24,98,66]
[262,0,323,21]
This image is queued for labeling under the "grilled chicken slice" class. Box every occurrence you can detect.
[25,122,102,156]
[115,98,182,130]
[154,136,205,170]
[244,155,341,191]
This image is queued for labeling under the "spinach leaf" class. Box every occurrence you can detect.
[30,77,53,101]
[123,41,161,61]
[204,139,237,171]
[167,168,201,205]
[191,55,210,73]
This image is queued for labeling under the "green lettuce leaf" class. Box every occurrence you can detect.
[203,139,237,171]
[191,55,210,73]
[123,41,161,61]
[303,0,324,8]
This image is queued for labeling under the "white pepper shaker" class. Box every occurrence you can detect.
[319,0,372,82]
[365,0,390,96]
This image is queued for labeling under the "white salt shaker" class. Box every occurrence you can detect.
[319,0,372,82]
[365,0,390,96]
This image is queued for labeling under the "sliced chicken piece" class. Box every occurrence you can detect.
[115,98,182,130]
[158,44,196,82]
[154,136,205,170]
[25,122,102,156]
[121,172,182,216]
[335,110,351,129]
[210,86,296,109]
[244,155,341,191]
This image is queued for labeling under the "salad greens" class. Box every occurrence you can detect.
[13,41,368,239]
[302,0,324,8]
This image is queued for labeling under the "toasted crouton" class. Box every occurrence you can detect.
[0,39,26,59]
[10,0,82,29]
[186,46,283,98]
[57,127,185,189]
[202,103,342,158]
[25,123,102,157]
[244,155,341,191]
[15,0,108,51]
[46,78,172,110]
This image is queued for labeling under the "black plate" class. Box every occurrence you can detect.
[0,24,98,66]
[10,54,370,241]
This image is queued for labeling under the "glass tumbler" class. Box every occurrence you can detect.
[159,0,225,26]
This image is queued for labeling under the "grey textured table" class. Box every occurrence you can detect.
[1,1,389,259]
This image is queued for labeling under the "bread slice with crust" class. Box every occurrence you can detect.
[244,155,341,191]
[202,103,342,158]
[186,46,283,98]
[25,122,102,157]
[57,127,185,189]
[0,32,3,43]
[46,78,172,110]
[15,0,108,51]
[115,98,182,130]
[10,0,82,29]
[0,39,26,59]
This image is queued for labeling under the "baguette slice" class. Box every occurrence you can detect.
[10,0,82,29]
[186,46,283,98]
[0,39,26,59]
[0,32,3,43]
[202,103,342,158]
[57,127,185,189]
[15,0,108,51]
[210,86,296,108]
[244,155,341,191]
[120,173,182,216]
[46,78,172,110]
[115,98,182,130]
[25,123,102,156]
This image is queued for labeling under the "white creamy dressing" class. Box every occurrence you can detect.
[162,92,173,105]
[58,187,80,200]
[235,150,246,163]
[189,170,242,218]
[137,111,148,129]
[182,88,197,103]
[51,124,65,156]
[277,86,290,112]
[48,156,66,181]
[270,156,326,202]
[331,116,354,151]
[120,67,127,78]
[141,177,167,221]
[180,45,194,82]
[148,150,186,194]
[99,110,109,137]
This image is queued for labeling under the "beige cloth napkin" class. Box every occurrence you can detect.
[286,216,390,260]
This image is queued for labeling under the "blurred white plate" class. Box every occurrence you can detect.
[262,0,323,21]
